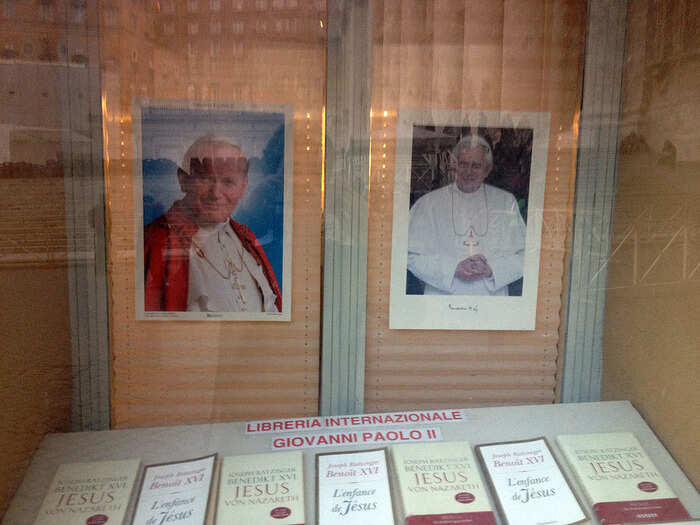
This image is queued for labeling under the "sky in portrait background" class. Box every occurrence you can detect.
[140,105,285,293]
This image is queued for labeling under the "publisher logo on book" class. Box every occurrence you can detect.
[637,481,658,493]
[455,492,476,504]
[271,507,292,519]
[86,515,109,525]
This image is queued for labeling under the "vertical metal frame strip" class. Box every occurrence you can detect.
[321,0,372,415]
[561,0,627,402]
[63,2,111,430]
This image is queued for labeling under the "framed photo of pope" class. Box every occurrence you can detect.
[389,109,549,330]
[133,100,293,321]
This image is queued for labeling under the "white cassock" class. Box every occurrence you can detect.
[408,182,526,296]
[187,221,279,312]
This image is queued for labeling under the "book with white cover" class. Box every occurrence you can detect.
[390,441,497,525]
[557,433,691,525]
[33,458,140,525]
[476,437,587,525]
[622,522,700,525]
[316,448,394,525]
[130,454,217,525]
[216,451,305,524]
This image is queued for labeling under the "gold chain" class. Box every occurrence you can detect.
[450,184,489,238]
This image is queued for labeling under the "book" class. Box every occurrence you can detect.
[130,454,217,525]
[390,441,497,525]
[621,522,700,525]
[557,433,691,525]
[316,448,395,525]
[476,437,587,525]
[216,451,305,524]
[33,458,140,525]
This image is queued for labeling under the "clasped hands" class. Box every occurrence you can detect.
[455,254,493,281]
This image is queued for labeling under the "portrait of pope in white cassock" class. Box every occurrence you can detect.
[407,132,528,297]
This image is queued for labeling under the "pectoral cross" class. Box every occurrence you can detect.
[462,229,479,256]
[229,273,248,305]
[230,282,247,292]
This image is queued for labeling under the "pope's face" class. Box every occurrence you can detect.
[452,147,491,193]
[180,142,248,225]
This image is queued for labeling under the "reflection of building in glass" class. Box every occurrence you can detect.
[0,0,89,62]
[611,0,700,290]
[619,0,700,160]
[2,0,328,122]
[98,0,326,178]
[0,0,96,167]
[0,0,93,265]
[1,0,328,264]
[144,0,324,103]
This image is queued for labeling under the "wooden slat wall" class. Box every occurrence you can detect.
[100,1,326,428]
[1,180,72,517]
[365,0,587,411]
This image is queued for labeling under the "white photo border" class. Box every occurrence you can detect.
[389,109,550,330]
[133,99,294,321]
